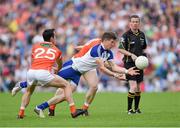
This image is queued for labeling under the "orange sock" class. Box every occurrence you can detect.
[82,103,89,110]
[69,104,76,114]
[49,104,56,110]
[18,109,24,116]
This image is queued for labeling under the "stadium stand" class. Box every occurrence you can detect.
[0,0,179,92]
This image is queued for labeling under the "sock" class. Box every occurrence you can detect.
[128,92,135,111]
[37,102,49,110]
[49,104,56,110]
[69,103,76,114]
[82,102,89,110]
[18,108,25,116]
[135,92,141,110]
[20,81,27,88]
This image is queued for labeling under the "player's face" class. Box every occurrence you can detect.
[104,39,116,50]
[129,18,140,31]
[51,31,57,45]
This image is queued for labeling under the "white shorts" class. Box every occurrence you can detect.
[27,69,55,86]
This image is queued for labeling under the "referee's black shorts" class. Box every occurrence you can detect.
[124,62,143,83]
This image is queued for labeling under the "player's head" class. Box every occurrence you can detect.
[129,15,140,31]
[101,31,118,50]
[42,29,56,44]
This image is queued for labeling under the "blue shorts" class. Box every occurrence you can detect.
[58,60,81,86]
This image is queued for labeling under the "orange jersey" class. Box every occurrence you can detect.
[74,38,101,58]
[31,42,62,71]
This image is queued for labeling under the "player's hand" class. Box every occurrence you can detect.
[131,54,137,61]
[114,73,126,80]
[127,67,139,76]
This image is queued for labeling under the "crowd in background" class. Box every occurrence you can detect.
[0,0,179,93]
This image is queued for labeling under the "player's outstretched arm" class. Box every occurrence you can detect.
[96,59,124,79]
[96,59,115,76]
[107,61,139,76]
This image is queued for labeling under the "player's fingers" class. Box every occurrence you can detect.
[134,72,140,75]
[135,69,140,72]
[130,67,136,70]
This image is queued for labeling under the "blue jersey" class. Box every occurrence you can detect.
[72,43,113,73]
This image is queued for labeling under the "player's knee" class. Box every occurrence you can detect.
[90,85,98,92]
[58,94,65,101]
[53,75,69,88]
[52,94,65,103]
[26,89,33,95]
[63,81,71,88]
[58,80,69,88]
[55,88,64,95]
[129,84,136,93]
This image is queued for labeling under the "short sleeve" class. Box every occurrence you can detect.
[90,45,101,58]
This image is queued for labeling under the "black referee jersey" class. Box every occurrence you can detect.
[119,29,147,63]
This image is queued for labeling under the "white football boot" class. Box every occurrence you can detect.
[34,107,45,118]
[11,82,21,96]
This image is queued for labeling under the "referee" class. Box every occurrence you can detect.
[119,15,147,114]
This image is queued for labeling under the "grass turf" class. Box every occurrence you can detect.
[0,92,180,127]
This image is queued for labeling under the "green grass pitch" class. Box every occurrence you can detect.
[0,92,180,127]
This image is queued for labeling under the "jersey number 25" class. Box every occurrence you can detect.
[34,48,57,60]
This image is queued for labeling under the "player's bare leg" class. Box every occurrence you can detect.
[48,85,76,116]
[82,69,99,116]
[48,88,64,116]
[18,84,36,119]
[48,88,66,116]
[46,75,74,104]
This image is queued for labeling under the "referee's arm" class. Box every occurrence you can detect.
[118,41,137,60]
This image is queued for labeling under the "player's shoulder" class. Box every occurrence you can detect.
[32,42,42,49]
[84,38,101,52]
[124,30,131,35]
[85,38,101,45]
[139,30,146,36]
[90,44,102,57]
[49,45,62,58]
[52,45,62,54]
[121,30,130,39]
[91,43,101,51]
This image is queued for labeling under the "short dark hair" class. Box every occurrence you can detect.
[129,15,140,22]
[42,29,55,42]
[101,31,118,41]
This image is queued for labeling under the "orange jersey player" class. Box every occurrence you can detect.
[12,29,85,119]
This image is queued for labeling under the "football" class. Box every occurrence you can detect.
[135,56,149,70]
